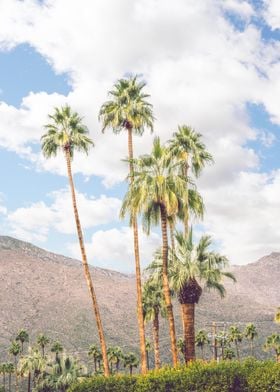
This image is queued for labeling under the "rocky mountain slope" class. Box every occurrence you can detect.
[0,236,279,361]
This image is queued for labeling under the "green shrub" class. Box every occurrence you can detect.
[69,360,280,392]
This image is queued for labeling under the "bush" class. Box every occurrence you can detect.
[69,360,280,392]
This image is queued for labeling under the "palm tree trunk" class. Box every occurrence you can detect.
[169,220,175,251]
[152,310,161,369]
[8,374,11,392]
[127,127,147,374]
[235,342,240,361]
[160,204,178,366]
[27,371,31,392]
[94,358,97,373]
[14,360,18,392]
[250,340,254,357]
[181,302,195,363]
[183,160,189,238]
[65,149,110,377]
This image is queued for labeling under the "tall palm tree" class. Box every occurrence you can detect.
[9,341,20,392]
[228,326,243,361]
[121,137,189,366]
[15,329,29,354]
[149,230,235,363]
[264,333,280,362]
[88,345,101,373]
[195,330,210,360]
[36,334,50,358]
[169,125,213,236]
[5,363,14,392]
[51,341,63,363]
[99,75,154,374]
[123,353,139,376]
[142,279,166,369]
[41,105,109,376]
[244,323,258,357]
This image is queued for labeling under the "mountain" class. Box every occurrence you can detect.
[0,236,279,362]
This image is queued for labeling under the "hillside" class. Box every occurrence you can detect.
[0,236,279,362]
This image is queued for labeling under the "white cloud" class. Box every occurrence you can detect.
[68,227,161,273]
[0,0,279,267]
[6,189,122,241]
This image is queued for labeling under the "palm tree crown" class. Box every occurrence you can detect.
[41,105,93,159]
[99,75,154,135]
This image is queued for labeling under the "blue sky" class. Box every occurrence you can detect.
[0,0,280,271]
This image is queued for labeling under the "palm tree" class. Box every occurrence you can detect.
[121,137,189,366]
[99,75,154,374]
[244,323,258,357]
[123,353,139,376]
[36,334,50,357]
[195,330,210,360]
[169,125,213,236]
[264,333,280,362]
[176,338,186,361]
[0,363,7,391]
[223,347,236,360]
[41,105,109,376]
[5,363,14,392]
[216,331,229,360]
[149,230,235,363]
[228,326,243,360]
[142,279,166,369]
[15,329,29,354]
[18,348,46,392]
[51,341,63,363]
[88,345,101,373]
[9,341,20,392]
[110,347,123,373]
[275,308,280,324]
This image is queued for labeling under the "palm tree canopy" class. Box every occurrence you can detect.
[244,323,258,340]
[169,125,213,177]
[275,307,280,324]
[123,353,139,368]
[121,136,188,230]
[15,329,29,344]
[51,341,63,354]
[195,330,210,348]
[9,341,21,357]
[228,326,243,344]
[264,333,280,355]
[41,105,93,159]
[99,75,154,135]
[37,334,50,348]
[148,229,235,304]
[88,345,101,359]
[18,348,46,376]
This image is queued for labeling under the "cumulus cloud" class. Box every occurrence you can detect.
[0,0,279,267]
[6,189,122,241]
[68,227,161,273]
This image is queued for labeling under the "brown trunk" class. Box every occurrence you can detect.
[160,204,178,366]
[127,127,147,374]
[28,372,31,392]
[152,309,161,369]
[169,220,175,251]
[65,149,110,377]
[14,359,18,392]
[181,303,195,363]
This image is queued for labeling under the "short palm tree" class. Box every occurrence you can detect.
[169,125,213,236]
[228,326,243,360]
[5,363,14,392]
[264,333,280,362]
[18,348,46,392]
[123,353,139,376]
[149,229,235,363]
[9,341,20,392]
[121,137,189,366]
[36,334,50,357]
[244,323,258,357]
[0,363,7,391]
[15,329,29,354]
[145,340,152,370]
[88,345,101,373]
[176,338,186,360]
[41,105,109,376]
[51,341,63,363]
[195,330,210,360]
[99,75,154,374]
[143,279,166,369]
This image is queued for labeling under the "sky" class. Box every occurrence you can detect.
[0,0,280,273]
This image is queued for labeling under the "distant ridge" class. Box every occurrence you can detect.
[0,236,278,360]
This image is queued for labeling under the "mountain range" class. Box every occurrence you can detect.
[0,236,279,362]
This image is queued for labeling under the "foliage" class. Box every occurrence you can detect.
[69,360,280,392]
